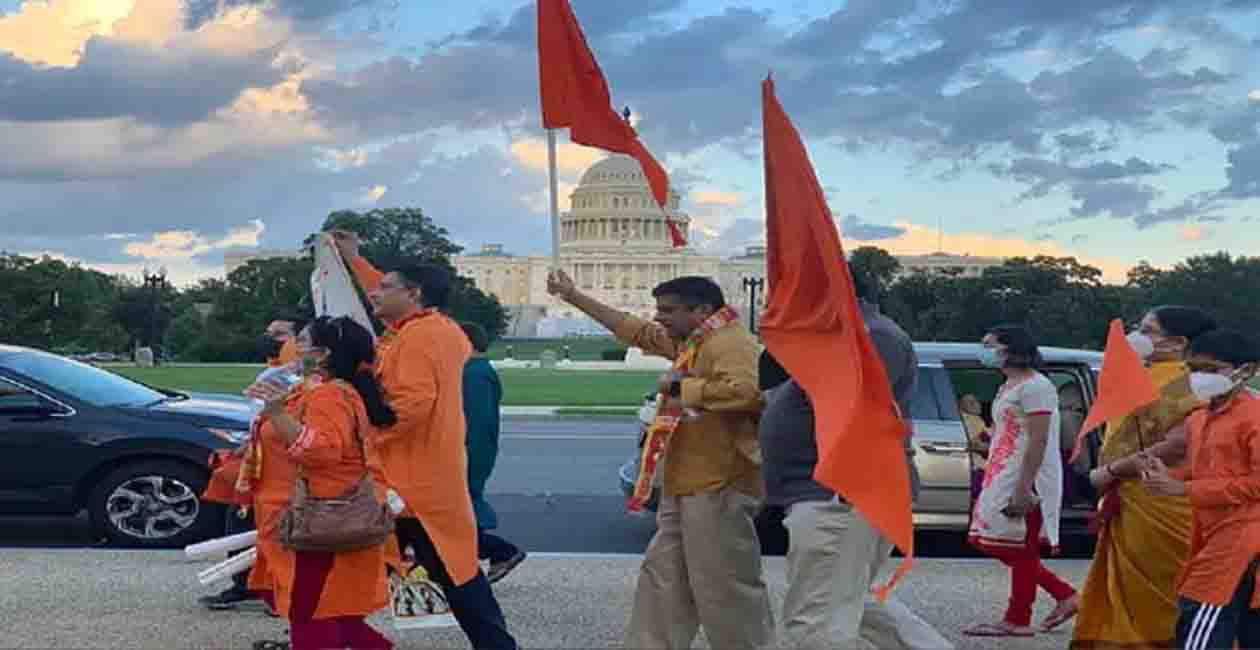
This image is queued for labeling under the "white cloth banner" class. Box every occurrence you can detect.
[310,232,377,342]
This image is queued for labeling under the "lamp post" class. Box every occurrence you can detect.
[141,267,167,363]
[741,276,764,334]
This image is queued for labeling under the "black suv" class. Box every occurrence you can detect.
[0,345,255,548]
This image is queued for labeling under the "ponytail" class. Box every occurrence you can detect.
[350,370,397,428]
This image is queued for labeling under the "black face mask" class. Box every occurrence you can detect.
[258,335,285,360]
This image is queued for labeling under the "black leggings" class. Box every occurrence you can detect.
[394,517,518,650]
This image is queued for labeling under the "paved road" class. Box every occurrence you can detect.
[0,415,1079,557]
[0,549,1091,649]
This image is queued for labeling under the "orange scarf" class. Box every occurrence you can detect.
[628,305,741,512]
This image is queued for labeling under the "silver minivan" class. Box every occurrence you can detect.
[618,342,1105,540]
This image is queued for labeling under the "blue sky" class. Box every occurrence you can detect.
[0,0,1257,285]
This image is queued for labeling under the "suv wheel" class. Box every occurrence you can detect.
[87,460,220,548]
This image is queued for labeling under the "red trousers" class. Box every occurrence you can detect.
[971,509,1076,627]
[289,552,393,650]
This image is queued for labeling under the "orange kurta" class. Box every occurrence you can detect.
[203,348,300,505]
[247,380,390,619]
[350,257,481,586]
[1176,390,1260,609]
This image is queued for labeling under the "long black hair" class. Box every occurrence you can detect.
[1149,305,1218,342]
[307,316,397,428]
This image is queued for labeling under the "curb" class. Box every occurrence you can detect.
[502,406,634,416]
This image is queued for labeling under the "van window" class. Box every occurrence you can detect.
[907,367,945,420]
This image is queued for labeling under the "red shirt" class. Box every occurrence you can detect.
[1176,390,1260,607]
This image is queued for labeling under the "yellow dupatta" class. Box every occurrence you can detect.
[1071,361,1201,648]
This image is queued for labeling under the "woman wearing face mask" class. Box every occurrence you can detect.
[1140,329,1260,650]
[965,325,1078,639]
[242,316,399,650]
[1070,306,1218,650]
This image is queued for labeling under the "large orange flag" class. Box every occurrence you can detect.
[536,0,685,247]
[1071,318,1160,462]
[758,76,914,599]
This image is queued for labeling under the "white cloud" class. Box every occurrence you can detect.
[14,249,219,288]
[839,220,1132,283]
[1178,224,1213,242]
[509,137,607,176]
[1249,89,1260,104]
[0,0,136,67]
[123,220,266,260]
[522,181,577,215]
[692,190,743,207]
[358,184,388,204]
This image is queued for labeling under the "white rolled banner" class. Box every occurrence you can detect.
[185,530,258,560]
[197,547,257,586]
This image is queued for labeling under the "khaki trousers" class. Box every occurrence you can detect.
[780,499,953,650]
[623,487,774,649]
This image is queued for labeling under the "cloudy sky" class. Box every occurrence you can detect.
[1,0,1257,286]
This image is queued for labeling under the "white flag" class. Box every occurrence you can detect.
[310,232,377,342]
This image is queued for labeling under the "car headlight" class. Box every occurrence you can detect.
[206,427,251,445]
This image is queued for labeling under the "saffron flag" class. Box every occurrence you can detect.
[758,76,914,600]
[1071,318,1160,462]
[536,0,685,247]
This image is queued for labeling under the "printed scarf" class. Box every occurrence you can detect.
[628,305,741,512]
[233,377,311,508]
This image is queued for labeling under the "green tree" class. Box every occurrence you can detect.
[848,246,903,292]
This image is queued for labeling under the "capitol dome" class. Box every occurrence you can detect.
[560,154,690,252]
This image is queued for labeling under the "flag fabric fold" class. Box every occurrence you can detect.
[758,76,914,600]
[1071,318,1161,462]
[537,0,685,247]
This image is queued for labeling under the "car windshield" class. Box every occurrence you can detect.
[3,351,166,407]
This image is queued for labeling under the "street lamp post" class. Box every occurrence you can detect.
[141,268,167,364]
[741,276,764,334]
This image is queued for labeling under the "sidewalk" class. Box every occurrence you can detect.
[0,549,1090,649]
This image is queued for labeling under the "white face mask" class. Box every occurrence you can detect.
[1189,372,1235,402]
[1126,332,1155,360]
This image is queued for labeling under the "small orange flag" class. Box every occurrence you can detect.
[759,76,914,600]
[536,0,685,247]
[1072,318,1160,462]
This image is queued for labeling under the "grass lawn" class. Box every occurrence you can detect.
[488,338,622,361]
[112,365,658,407]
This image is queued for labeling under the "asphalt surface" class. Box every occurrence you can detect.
[0,549,1092,649]
[0,415,1001,556]
[0,414,1102,649]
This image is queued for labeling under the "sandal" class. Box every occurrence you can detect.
[1041,595,1080,631]
[253,641,290,650]
[963,622,1034,637]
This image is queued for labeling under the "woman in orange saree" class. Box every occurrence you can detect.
[1070,306,1216,648]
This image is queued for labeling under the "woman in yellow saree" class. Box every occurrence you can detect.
[1069,306,1217,648]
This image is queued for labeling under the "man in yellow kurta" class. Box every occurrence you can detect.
[548,270,773,650]
[336,231,517,650]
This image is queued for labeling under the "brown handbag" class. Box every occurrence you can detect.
[278,381,395,553]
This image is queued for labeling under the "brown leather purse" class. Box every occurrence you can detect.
[278,381,395,553]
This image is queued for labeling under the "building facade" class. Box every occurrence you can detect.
[222,155,1005,337]
[453,155,1005,337]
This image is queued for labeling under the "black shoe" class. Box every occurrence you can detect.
[198,586,257,610]
[487,550,527,584]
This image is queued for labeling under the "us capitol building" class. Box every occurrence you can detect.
[225,154,1003,337]
[451,154,1004,338]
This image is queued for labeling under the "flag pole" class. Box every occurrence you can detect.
[547,128,562,269]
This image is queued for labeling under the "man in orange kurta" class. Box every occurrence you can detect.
[335,231,518,650]
[199,317,302,612]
